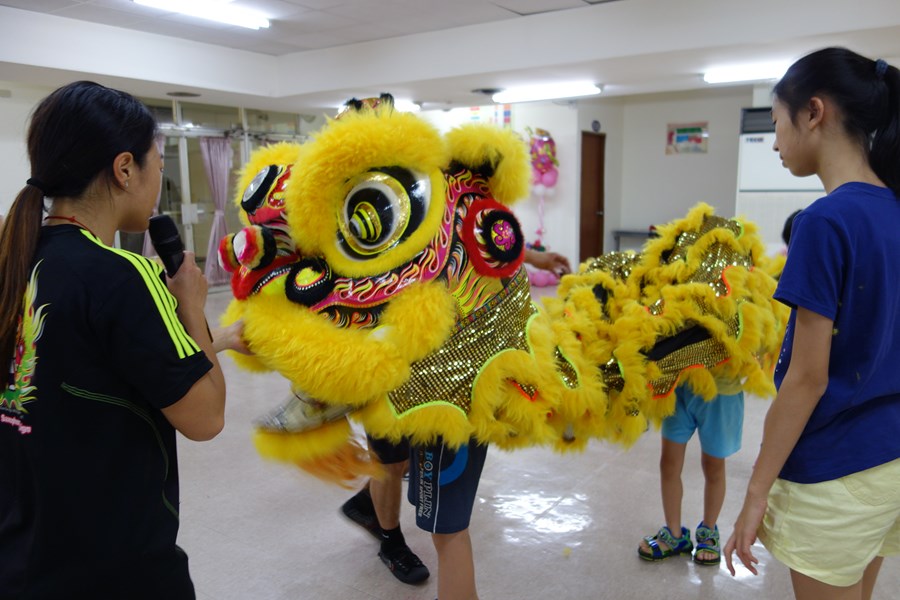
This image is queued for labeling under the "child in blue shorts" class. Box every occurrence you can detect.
[409,437,488,600]
[638,384,744,566]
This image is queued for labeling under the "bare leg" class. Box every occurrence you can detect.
[369,459,430,585]
[433,529,478,600]
[370,461,406,530]
[861,556,883,600]
[696,452,726,562]
[790,569,862,600]
[661,439,688,535]
[639,437,687,554]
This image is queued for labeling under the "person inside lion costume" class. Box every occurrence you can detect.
[216,94,787,483]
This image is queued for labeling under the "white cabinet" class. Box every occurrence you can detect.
[735,121,824,255]
[737,133,823,192]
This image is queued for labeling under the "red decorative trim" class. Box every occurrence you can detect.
[231,255,299,300]
[461,198,524,278]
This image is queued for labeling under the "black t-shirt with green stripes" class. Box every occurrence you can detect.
[0,225,212,599]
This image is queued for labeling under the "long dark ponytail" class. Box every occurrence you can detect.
[0,81,157,379]
[773,47,900,197]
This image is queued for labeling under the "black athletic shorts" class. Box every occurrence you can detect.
[366,434,410,465]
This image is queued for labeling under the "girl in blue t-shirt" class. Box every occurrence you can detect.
[723,48,900,599]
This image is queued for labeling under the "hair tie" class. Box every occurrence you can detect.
[26,178,47,194]
[875,58,889,79]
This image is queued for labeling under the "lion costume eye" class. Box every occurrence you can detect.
[241,165,278,213]
[336,167,430,258]
[241,164,291,219]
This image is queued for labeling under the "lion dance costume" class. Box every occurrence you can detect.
[217,95,788,484]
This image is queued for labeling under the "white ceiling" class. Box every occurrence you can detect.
[1,0,900,113]
[0,0,614,56]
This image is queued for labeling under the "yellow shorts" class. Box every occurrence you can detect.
[758,457,900,587]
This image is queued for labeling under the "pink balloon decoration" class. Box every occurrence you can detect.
[540,169,558,188]
[527,268,560,288]
[527,127,560,251]
[528,128,559,190]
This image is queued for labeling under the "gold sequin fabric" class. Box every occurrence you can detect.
[649,314,740,397]
[582,251,641,281]
[388,268,534,415]
[545,204,788,440]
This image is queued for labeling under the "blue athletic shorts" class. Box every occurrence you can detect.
[407,438,488,534]
[660,386,744,458]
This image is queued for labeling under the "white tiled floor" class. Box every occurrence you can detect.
[176,286,898,600]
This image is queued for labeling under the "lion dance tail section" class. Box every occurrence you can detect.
[535,204,787,449]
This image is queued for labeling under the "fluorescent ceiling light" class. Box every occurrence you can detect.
[492,82,602,104]
[133,0,270,30]
[392,99,421,113]
[334,98,421,113]
[703,62,789,84]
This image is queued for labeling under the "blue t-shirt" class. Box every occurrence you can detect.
[774,182,900,483]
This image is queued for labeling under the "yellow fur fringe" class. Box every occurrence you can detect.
[289,108,449,277]
[443,124,531,205]
[253,418,383,487]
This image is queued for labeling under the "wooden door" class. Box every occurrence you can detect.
[579,132,606,261]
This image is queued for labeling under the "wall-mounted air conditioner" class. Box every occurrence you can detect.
[735,108,824,254]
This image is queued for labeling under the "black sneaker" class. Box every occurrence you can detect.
[340,487,381,540]
[378,544,430,584]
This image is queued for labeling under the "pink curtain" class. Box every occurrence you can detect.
[200,137,233,285]
[143,134,167,257]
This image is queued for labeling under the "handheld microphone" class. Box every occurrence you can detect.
[147,214,214,345]
[148,215,185,277]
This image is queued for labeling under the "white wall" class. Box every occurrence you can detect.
[0,82,49,215]
[618,86,753,231]
[575,88,750,254]
[421,102,580,268]
[481,87,752,261]
[508,102,579,266]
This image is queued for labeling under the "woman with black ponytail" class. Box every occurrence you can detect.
[724,48,900,599]
[0,81,242,598]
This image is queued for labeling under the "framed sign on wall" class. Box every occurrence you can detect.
[666,121,708,154]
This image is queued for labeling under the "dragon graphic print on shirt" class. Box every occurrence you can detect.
[1,262,48,432]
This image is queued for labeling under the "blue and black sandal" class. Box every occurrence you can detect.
[638,526,693,561]
[693,522,721,566]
